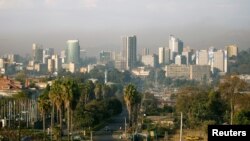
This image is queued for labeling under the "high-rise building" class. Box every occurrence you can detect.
[169,35,183,60]
[60,50,66,64]
[142,48,150,56]
[226,45,238,58]
[66,40,80,66]
[175,55,186,65]
[158,47,171,65]
[122,35,137,70]
[7,54,19,64]
[48,59,55,73]
[182,51,192,65]
[100,51,112,64]
[32,43,43,63]
[0,58,4,68]
[158,47,165,65]
[196,50,208,65]
[80,49,87,61]
[141,54,158,67]
[213,50,227,73]
[165,47,171,65]
[52,55,62,72]
[43,48,54,63]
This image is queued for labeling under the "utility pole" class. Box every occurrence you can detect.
[180,112,183,141]
[90,131,93,141]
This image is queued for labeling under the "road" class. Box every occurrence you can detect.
[93,108,128,141]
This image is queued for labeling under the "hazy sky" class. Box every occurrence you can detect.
[0,0,250,56]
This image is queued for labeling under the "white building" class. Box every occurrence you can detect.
[141,54,158,67]
[159,47,165,65]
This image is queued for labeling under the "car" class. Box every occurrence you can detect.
[21,136,32,141]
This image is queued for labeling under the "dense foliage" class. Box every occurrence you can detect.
[229,48,250,74]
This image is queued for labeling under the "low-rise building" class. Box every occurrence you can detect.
[132,67,150,77]
[190,65,211,81]
[0,76,22,97]
[165,65,190,79]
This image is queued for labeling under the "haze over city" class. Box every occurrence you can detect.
[1,0,250,56]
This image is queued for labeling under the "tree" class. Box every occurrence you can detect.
[234,110,250,125]
[38,92,51,140]
[102,84,111,99]
[176,87,227,128]
[207,91,227,123]
[124,84,141,127]
[94,83,102,100]
[61,78,80,141]
[219,75,247,124]
[83,80,95,105]
[49,79,64,141]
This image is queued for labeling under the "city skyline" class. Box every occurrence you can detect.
[0,0,250,56]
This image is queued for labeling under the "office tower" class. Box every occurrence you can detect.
[208,47,216,73]
[141,54,158,67]
[43,48,54,63]
[175,55,186,65]
[48,59,55,73]
[226,45,238,58]
[169,35,183,60]
[0,58,4,68]
[122,35,137,70]
[196,50,208,65]
[66,40,80,66]
[213,50,227,73]
[6,54,19,64]
[32,43,43,63]
[159,47,165,65]
[142,48,150,56]
[61,50,66,64]
[52,55,62,72]
[112,51,122,61]
[165,47,171,65]
[182,51,192,65]
[159,47,171,65]
[80,49,87,61]
[100,51,112,64]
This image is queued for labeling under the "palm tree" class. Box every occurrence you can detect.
[38,92,51,140]
[49,79,64,141]
[219,75,247,124]
[124,84,141,127]
[94,83,102,100]
[61,78,80,141]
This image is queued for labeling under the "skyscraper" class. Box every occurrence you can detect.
[32,43,43,63]
[122,35,137,70]
[158,47,165,65]
[213,50,227,73]
[43,48,54,64]
[196,50,209,65]
[165,47,171,65]
[169,35,183,61]
[66,40,80,66]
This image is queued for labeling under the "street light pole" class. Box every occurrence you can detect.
[125,117,126,137]
[180,112,183,141]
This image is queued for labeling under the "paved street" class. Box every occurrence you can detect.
[93,108,128,141]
